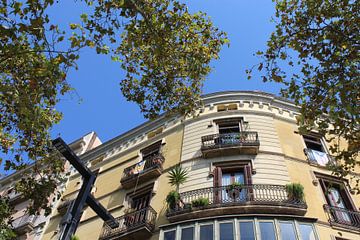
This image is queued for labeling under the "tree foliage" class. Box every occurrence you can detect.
[0,0,228,231]
[248,0,359,190]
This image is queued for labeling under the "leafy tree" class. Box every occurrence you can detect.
[0,0,228,232]
[0,198,15,240]
[248,0,359,191]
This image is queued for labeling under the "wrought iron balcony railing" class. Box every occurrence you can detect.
[167,184,306,217]
[304,148,334,167]
[201,132,259,151]
[100,206,157,240]
[122,154,164,180]
[324,205,360,230]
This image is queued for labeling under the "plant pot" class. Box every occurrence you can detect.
[227,188,241,199]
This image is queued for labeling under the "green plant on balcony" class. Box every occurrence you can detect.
[286,183,305,201]
[226,182,243,199]
[191,197,209,208]
[166,190,180,210]
[168,165,188,192]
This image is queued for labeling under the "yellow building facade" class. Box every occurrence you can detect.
[43,91,359,240]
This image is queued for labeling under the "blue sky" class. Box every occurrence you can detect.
[50,0,283,145]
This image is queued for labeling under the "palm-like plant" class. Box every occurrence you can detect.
[168,165,188,192]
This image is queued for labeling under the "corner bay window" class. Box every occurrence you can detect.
[161,218,318,240]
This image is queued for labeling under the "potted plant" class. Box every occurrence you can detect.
[166,190,180,211]
[70,236,80,240]
[191,197,209,208]
[286,183,305,202]
[226,182,243,199]
[166,165,188,212]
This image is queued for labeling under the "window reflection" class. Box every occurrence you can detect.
[164,230,176,240]
[220,222,234,240]
[239,221,255,240]
[279,222,296,240]
[200,224,213,240]
[299,224,316,240]
[259,222,276,240]
[181,227,194,240]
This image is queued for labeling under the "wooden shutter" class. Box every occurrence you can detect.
[213,167,222,203]
[244,164,253,200]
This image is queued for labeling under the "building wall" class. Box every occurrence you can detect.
[41,91,359,240]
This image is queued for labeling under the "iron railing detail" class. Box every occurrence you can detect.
[100,206,157,240]
[122,154,164,180]
[304,148,334,166]
[324,205,360,229]
[167,184,306,216]
[12,215,36,229]
[201,132,259,150]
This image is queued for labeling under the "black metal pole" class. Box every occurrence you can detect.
[52,138,119,240]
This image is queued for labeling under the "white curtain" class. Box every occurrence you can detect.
[327,187,351,223]
[222,174,231,201]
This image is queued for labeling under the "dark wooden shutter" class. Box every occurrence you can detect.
[213,167,222,203]
[244,164,253,200]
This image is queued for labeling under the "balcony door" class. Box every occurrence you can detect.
[141,141,162,170]
[125,186,153,227]
[221,171,245,202]
[213,162,252,204]
[318,177,356,225]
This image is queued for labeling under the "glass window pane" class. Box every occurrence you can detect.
[280,222,296,240]
[239,221,255,240]
[220,222,234,240]
[164,230,176,240]
[299,224,316,240]
[200,224,214,240]
[259,222,276,240]
[181,227,194,240]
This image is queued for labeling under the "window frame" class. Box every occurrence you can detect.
[180,224,195,240]
[162,228,177,240]
[278,220,298,240]
[218,220,235,240]
[315,173,356,211]
[257,220,277,240]
[302,134,328,153]
[238,219,256,240]
[295,222,318,240]
[198,222,214,240]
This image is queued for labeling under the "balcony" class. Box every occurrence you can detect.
[304,148,334,167]
[201,132,260,158]
[324,205,360,230]
[120,154,164,189]
[99,206,157,240]
[166,184,307,223]
[12,215,37,234]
